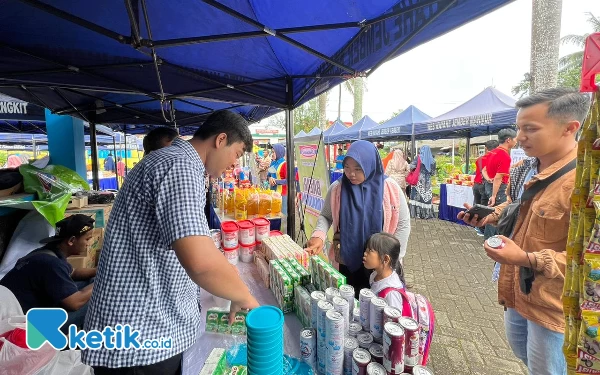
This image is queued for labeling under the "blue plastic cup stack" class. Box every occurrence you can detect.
[246,305,285,375]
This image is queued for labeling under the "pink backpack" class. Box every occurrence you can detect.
[379,287,435,366]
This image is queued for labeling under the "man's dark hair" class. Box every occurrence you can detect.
[497,128,517,144]
[194,110,253,152]
[515,88,591,125]
[485,140,499,151]
[143,127,179,154]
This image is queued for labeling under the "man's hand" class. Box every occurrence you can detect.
[483,235,529,267]
[488,195,496,207]
[457,203,489,227]
[269,177,276,186]
[305,237,324,255]
[229,294,260,325]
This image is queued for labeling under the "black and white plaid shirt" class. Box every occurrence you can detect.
[82,138,208,367]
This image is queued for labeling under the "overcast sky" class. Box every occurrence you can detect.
[318,0,600,124]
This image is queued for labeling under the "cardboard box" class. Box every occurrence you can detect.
[64,203,113,228]
[67,256,95,269]
[67,195,88,209]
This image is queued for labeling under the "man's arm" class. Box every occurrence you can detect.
[482,167,492,183]
[71,267,96,281]
[61,284,93,311]
[174,236,258,319]
[489,173,506,206]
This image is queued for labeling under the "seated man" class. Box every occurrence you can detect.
[0,214,96,333]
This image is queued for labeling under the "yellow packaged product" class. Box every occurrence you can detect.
[582,255,600,310]
[576,309,600,373]
[587,200,600,255]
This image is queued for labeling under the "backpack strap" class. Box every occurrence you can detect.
[379,287,413,318]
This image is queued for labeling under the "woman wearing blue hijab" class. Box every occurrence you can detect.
[408,145,436,219]
[305,141,411,296]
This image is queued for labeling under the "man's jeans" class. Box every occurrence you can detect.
[505,308,566,375]
[61,277,93,334]
[484,181,507,239]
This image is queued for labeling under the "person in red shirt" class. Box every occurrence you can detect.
[473,140,499,206]
[482,128,517,240]
[484,128,517,207]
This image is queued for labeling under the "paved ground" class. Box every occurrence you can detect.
[404,218,528,375]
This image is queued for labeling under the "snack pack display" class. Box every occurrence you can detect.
[564,92,600,374]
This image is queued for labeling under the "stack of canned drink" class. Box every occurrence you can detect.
[300,285,434,375]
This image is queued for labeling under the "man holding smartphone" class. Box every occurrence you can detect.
[459,88,589,375]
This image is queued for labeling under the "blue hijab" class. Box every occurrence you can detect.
[339,141,385,272]
[272,144,285,160]
[419,145,435,172]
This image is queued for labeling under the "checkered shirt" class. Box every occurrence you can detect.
[82,138,208,367]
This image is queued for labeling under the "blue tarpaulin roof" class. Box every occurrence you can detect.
[294,130,307,138]
[328,115,379,144]
[0,0,514,131]
[412,86,517,140]
[307,127,321,136]
[323,119,348,144]
[363,105,431,141]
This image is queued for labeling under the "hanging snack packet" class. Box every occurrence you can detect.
[581,255,600,310]
[576,310,600,373]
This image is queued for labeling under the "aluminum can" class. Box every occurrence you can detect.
[300,327,317,369]
[359,289,375,331]
[368,343,384,365]
[343,336,359,375]
[353,307,360,323]
[352,348,371,375]
[369,297,387,343]
[366,362,387,375]
[318,299,334,361]
[486,235,505,249]
[333,296,350,334]
[311,291,327,328]
[383,306,402,325]
[318,338,327,375]
[398,317,420,368]
[348,322,363,337]
[412,365,434,375]
[383,322,405,375]
[339,284,355,317]
[325,287,341,302]
[357,331,374,349]
[325,311,345,375]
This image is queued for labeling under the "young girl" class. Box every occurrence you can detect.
[363,232,406,309]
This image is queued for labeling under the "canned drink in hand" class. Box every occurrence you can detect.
[486,236,505,249]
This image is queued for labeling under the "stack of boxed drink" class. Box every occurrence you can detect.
[269,258,310,313]
[205,308,248,336]
[310,255,346,291]
[260,235,309,268]
[294,284,312,327]
[198,348,248,375]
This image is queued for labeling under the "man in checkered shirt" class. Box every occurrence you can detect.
[82,111,259,374]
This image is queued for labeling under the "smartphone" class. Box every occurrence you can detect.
[465,204,495,220]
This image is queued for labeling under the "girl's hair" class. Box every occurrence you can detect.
[366,232,405,286]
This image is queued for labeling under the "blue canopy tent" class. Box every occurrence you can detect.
[328,115,379,144]
[412,86,517,140]
[0,0,515,234]
[294,130,308,138]
[306,127,321,136]
[363,105,432,142]
[322,119,348,144]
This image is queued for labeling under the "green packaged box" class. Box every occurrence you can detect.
[205,308,226,333]
[289,258,311,285]
[205,308,247,336]
[199,348,227,375]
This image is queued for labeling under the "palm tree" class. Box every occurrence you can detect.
[344,78,366,124]
[559,12,600,75]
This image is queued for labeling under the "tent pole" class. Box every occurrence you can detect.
[285,77,296,237]
[465,136,471,174]
[113,136,119,189]
[410,122,416,158]
[89,121,100,191]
